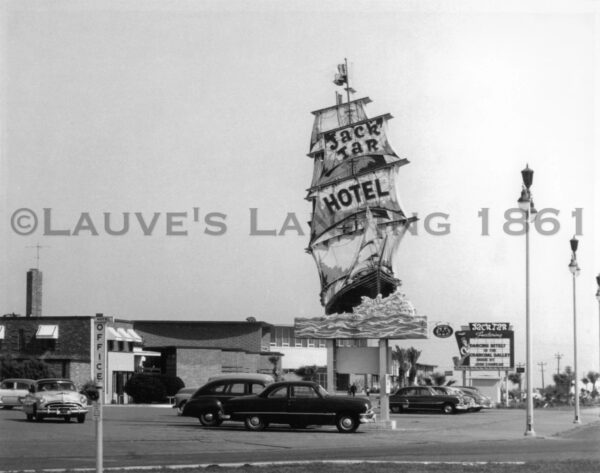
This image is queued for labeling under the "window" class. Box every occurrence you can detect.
[208,383,227,394]
[308,339,315,347]
[291,386,318,398]
[268,386,288,398]
[227,383,246,395]
[318,339,326,348]
[250,383,265,394]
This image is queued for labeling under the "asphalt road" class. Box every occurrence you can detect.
[1,405,599,471]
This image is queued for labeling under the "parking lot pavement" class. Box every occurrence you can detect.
[1,405,599,471]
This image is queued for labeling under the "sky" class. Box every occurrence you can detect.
[1,0,599,388]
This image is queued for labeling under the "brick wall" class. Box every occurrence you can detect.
[176,348,222,387]
[0,316,91,361]
[69,361,92,388]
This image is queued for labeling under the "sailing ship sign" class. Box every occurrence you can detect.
[305,60,417,316]
[295,60,426,340]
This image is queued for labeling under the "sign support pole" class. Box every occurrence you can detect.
[94,314,107,473]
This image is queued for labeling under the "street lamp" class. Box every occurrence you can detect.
[517,164,535,437]
[568,236,581,424]
[596,274,600,381]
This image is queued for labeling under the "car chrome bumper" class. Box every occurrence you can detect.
[455,405,470,411]
[360,410,376,423]
[37,406,88,416]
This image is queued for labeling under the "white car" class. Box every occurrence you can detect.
[22,378,89,423]
[0,378,35,409]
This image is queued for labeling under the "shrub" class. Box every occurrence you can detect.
[0,356,53,379]
[124,374,167,403]
[156,375,185,396]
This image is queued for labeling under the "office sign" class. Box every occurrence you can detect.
[93,317,107,392]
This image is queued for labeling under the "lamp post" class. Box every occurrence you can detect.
[517,164,536,436]
[596,274,600,381]
[568,236,581,424]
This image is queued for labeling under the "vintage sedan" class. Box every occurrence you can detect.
[220,381,376,433]
[22,378,88,423]
[456,386,494,409]
[431,386,478,412]
[0,378,35,409]
[181,373,274,424]
[389,386,468,414]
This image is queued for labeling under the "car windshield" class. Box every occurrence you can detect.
[38,381,76,392]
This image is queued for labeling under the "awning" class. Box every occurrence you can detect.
[133,347,161,357]
[116,327,135,341]
[107,327,124,341]
[126,328,143,343]
[36,325,59,339]
[0,325,5,339]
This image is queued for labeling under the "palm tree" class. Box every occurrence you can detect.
[406,347,422,386]
[422,372,448,386]
[585,371,600,398]
[508,372,522,401]
[392,346,409,387]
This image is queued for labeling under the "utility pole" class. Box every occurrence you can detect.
[555,353,563,375]
[537,362,547,389]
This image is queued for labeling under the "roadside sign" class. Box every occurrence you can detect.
[93,317,107,390]
[516,367,525,373]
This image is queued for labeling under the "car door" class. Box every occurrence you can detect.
[259,384,288,424]
[286,384,330,425]
[390,387,412,410]
[416,387,444,410]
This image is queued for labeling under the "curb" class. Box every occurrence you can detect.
[0,459,528,473]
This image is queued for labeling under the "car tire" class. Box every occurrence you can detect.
[63,416,71,422]
[390,405,401,413]
[244,415,267,431]
[3,406,14,410]
[33,406,43,422]
[77,414,86,423]
[441,403,455,415]
[199,410,223,427]
[26,413,34,421]
[335,413,359,433]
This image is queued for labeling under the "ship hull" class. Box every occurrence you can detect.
[325,269,398,315]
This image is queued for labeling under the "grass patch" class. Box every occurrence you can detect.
[117,460,600,473]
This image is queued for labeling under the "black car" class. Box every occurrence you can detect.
[389,386,468,414]
[222,381,376,433]
[181,374,273,426]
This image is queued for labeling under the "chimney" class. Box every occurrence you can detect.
[26,268,43,317]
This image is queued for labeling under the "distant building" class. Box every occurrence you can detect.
[0,315,145,404]
[26,269,43,317]
[127,320,282,389]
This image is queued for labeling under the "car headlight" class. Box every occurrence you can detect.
[38,397,47,406]
[80,395,88,405]
[364,403,370,411]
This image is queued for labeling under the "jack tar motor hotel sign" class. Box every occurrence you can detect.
[455,323,514,370]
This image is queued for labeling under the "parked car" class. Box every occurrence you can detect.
[431,386,478,412]
[173,387,199,415]
[21,378,88,423]
[221,381,376,433]
[0,378,35,409]
[181,373,274,424]
[456,386,494,409]
[389,386,469,414]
